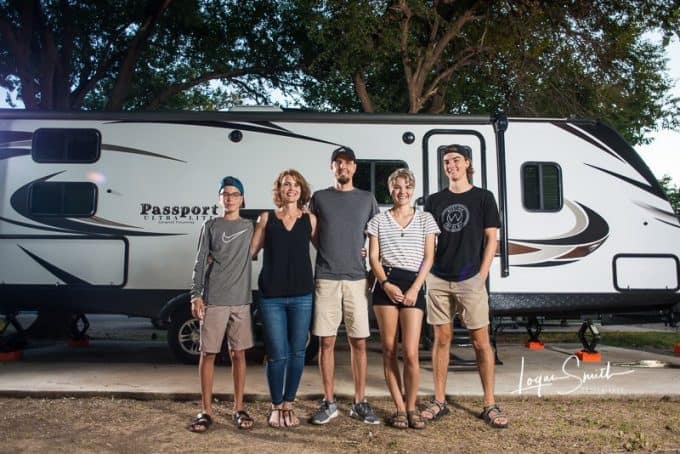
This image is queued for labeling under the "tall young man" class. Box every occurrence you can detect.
[188,176,255,432]
[422,145,509,428]
[309,147,380,425]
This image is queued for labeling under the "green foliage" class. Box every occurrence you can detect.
[294,0,680,145]
[0,0,304,110]
[658,175,680,218]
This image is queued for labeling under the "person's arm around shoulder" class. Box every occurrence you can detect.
[308,193,319,249]
[309,212,317,244]
[249,211,269,258]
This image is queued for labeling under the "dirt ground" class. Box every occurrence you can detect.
[1,396,679,453]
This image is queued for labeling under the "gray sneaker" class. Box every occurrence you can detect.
[349,401,380,424]
[310,399,339,425]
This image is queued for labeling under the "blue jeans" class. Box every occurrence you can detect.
[259,293,313,405]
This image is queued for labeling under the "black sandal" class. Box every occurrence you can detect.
[233,410,254,430]
[420,399,449,421]
[188,412,213,433]
[480,404,509,429]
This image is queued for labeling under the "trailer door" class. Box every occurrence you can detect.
[423,130,489,198]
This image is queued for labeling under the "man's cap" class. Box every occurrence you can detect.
[438,144,472,160]
[330,146,356,162]
[219,176,244,195]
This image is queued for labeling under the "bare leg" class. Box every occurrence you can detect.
[199,352,217,415]
[374,305,405,412]
[469,326,507,426]
[399,308,423,412]
[348,336,367,403]
[432,323,452,403]
[230,349,247,411]
[318,335,336,401]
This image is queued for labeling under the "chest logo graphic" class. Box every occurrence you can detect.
[222,229,248,243]
[442,204,469,232]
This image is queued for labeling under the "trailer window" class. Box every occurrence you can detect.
[522,163,562,211]
[32,129,101,163]
[355,160,408,205]
[29,182,97,217]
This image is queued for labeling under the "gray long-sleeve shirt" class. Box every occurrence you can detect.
[190,217,253,306]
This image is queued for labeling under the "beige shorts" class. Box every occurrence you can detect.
[200,304,254,353]
[312,279,370,338]
[426,273,489,329]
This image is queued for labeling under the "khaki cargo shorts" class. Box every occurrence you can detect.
[199,304,254,353]
[426,273,489,330]
[312,279,370,338]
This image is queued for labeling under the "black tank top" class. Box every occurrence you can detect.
[258,212,314,297]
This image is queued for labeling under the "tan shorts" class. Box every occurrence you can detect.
[426,273,489,329]
[200,304,254,353]
[312,279,370,338]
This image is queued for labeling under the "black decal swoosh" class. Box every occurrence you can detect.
[512,202,609,246]
[10,173,183,237]
[551,121,623,162]
[657,218,680,229]
[514,260,578,267]
[102,144,186,163]
[0,130,33,146]
[18,245,92,285]
[113,120,343,147]
[574,120,666,199]
[0,148,30,160]
[586,164,666,199]
[0,215,78,234]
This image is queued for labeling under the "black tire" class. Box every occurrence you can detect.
[168,305,201,364]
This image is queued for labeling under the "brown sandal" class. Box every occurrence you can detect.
[388,411,408,429]
[480,404,508,429]
[282,409,300,427]
[420,399,449,421]
[407,410,426,429]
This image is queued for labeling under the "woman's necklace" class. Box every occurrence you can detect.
[391,207,414,237]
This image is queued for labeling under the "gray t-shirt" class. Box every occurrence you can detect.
[309,187,379,280]
[191,217,253,306]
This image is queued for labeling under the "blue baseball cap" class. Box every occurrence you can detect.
[219,176,244,195]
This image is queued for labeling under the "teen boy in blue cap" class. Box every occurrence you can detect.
[188,176,255,432]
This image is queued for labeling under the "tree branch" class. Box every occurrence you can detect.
[106,0,173,110]
[353,69,375,112]
[146,68,267,109]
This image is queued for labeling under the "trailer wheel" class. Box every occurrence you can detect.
[168,306,200,364]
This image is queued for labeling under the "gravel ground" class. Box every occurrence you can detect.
[1,396,679,453]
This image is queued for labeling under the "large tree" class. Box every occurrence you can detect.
[0,0,302,110]
[296,0,680,144]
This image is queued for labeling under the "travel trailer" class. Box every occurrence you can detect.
[1,109,678,362]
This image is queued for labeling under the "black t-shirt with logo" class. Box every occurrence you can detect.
[425,186,501,282]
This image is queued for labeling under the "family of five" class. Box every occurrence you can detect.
[187,144,508,433]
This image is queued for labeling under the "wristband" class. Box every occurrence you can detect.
[379,279,388,287]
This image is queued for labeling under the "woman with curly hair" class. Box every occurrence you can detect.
[250,169,317,428]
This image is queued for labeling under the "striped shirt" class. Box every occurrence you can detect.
[367,210,440,272]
